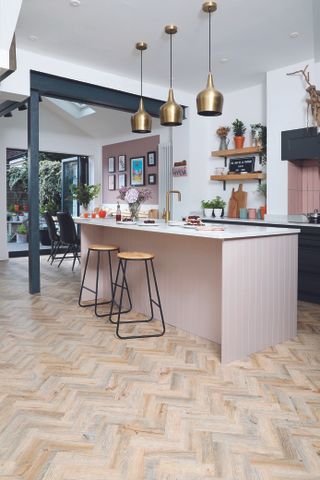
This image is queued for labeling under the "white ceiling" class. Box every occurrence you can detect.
[16,0,315,94]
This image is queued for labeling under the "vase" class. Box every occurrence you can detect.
[80,205,89,216]
[128,202,141,221]
[219,136,229,150]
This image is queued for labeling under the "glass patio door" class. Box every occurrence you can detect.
[61,157,79,216]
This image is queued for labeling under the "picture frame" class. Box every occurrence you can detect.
[147,151,156,167]
[108,156,115,173]
[118,155,126,172]
[118,173,126,189]
[108,174,115,190]
[130,156,145,186]
[148,173,157,185]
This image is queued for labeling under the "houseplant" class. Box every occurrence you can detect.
[212,196,226,218]
[201,199,214,217]
[16,224,27,244]
[71,183,101,212]
[118,186,152,220]
[216,126,230,150]
[232,119,246,149]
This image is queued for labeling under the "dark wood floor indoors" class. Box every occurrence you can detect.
[0,257,320,479]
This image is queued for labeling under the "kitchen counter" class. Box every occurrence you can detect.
[203,214,320,228]
[76,218,299,363]
[76,217,299,240]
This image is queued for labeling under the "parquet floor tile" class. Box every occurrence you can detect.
[0,257,320,479]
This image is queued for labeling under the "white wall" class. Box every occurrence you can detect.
[266,58,315,215]
[0,105,99,260]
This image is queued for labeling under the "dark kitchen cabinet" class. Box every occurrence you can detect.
[204,219,320,304]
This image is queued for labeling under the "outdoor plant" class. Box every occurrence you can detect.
[201,200,214,209]
[7,159,28,192]
[71,183,101,209]
[212,196,226,209]
[232,119,246,137]
[39,159,62,214]
[17,224,27,235]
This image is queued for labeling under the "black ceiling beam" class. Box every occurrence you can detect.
[0,100,21,117]
[30,70,187,118]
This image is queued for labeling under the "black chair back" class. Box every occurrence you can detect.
[57,212,78,244]
[44,212,59,242]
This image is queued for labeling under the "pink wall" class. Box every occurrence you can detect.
[102,135,160,205]
[288,160,320,214]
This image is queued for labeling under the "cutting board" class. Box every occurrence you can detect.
[234,184,248,217]
[227,188,238,218]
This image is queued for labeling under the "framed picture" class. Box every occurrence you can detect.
[108,156,115,173]
[118,173,126,189]
[118,155,126,172]
[147,151,156,167]
[130,156,145,186]
[108,175,115,190]
[148,173,157,185]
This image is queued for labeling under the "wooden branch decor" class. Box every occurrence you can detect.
[287,65,320,127]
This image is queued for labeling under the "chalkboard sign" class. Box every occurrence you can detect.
[229,157,255,173]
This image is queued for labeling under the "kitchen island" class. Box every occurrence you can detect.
[76,218,299,363]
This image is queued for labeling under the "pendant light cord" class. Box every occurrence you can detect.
[170,33,173,89]
[140,49,143,97]
[208,10,212,73]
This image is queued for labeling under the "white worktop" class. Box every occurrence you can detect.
[204,214,320,228]
[75,218,299,240]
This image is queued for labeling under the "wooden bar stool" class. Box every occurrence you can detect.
[79,244,132,317]
[109,251,165,340]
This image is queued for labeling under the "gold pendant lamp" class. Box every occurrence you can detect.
[160,25,183,127]
[197,2,223,116]
[131,42,152,134]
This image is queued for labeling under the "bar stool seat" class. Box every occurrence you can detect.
[118,251,154,261]
[89,243,119,252]
[79,243,132,317]
[109,251,165,340]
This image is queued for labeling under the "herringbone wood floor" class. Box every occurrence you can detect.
[0,258,320,479]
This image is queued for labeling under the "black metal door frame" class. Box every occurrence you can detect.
[28,70,186,294]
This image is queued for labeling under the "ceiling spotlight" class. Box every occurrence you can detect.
[220,57,229,63]
[70,0,81,6]
[18,104,28,111]
[4,112,13,118]
[289,32,299,38]
[29,35,38,41]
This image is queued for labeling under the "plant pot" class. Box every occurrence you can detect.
[213,208,224,218]
[260,205,266,220]
[16,233,27,244]
[234,136,245,149]
[203,208,213,217]
[14,204,20,213]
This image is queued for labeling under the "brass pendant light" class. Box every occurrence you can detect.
[131,42,152,134]
[197,1,223,116]
[160,25,183,127]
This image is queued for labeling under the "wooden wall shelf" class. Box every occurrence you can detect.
[212,147,262,158]
[210,173,265,190]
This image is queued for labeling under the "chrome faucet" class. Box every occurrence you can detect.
[165,190,181,223]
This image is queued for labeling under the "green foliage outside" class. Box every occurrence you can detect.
[7,155,62,214]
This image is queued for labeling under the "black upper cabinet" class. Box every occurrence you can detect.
[281,127,320,161]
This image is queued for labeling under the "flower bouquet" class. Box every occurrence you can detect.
[118,186,152,220]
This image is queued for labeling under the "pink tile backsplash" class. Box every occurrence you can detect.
[288,161,320,214]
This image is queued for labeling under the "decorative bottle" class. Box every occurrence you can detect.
[116,202,122,222]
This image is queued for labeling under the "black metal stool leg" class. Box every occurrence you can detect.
[115,257,165,340]
[79,249,91,306]
[107,257,132,322]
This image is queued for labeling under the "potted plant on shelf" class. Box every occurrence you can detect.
[257,182,267,220]
[201,200,214,217]
[71,183,101,214]
[232,118,246,149]
[212,196,226,218]
[16,224,27,244]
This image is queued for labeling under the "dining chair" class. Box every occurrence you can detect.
[56,212,80,270]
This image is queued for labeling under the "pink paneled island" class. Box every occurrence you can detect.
[76,218,299,363]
